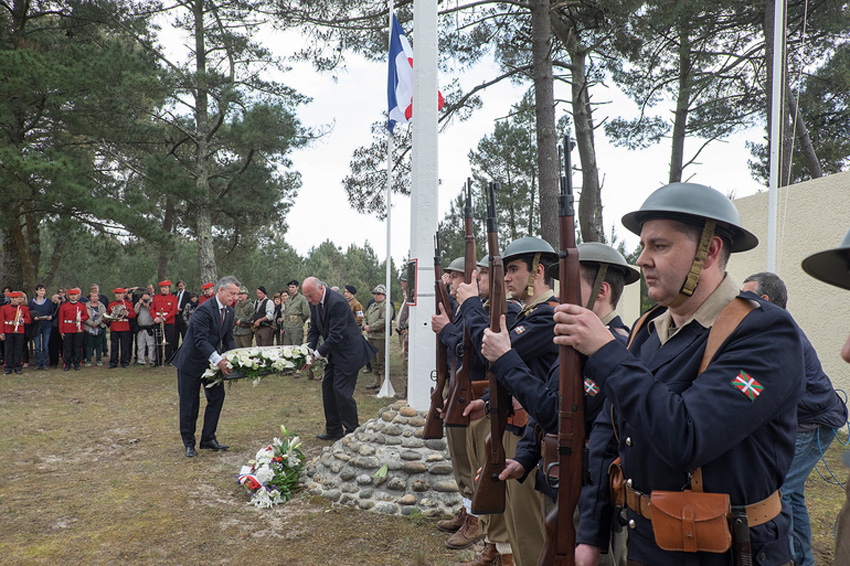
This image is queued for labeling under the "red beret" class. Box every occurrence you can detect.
[201,282,214,290]
[113,288,127,294]
[68,288,81,295]
[158,280,172,287]
[6,291,22,298]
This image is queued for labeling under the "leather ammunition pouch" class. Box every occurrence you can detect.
[648,490,732,553]
[541,432,558,481]
[508,405,528,428]
[608,456,624,507]
[471,380,488,400]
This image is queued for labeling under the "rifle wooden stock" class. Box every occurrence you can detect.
[538,135,585,566]
[424,234,454,439]
[444,180,476,427]
[471,181,508,515]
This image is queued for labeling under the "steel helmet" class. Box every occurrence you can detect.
[502,236,557,261]
[547,242,640,285]
[477,255,490,269]
[802,229,850,290]
[443,257,465,274]
[621,183,758,252]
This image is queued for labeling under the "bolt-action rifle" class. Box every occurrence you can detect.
[444,179,476,427]
[470,181,508,514]
[538,135,586,566]
[423,233,454,439]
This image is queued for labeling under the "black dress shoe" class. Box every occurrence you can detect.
[199,440,229,451]
[185,446,198,458]
[317,432,344,441]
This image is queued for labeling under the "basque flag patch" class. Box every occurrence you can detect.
[731,371,763,401]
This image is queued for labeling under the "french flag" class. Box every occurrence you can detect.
[387,14,444,133]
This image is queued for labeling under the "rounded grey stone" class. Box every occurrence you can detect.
[339,469,356,481]
[407,416,426,427]
[358,444,376,456]
[359,488,374,499]
[330,461,343,474]
[374,502,398,514]
[424,439,447,451]
[387,477,407,491]
[333,451,351,462]
[401,438,425,449]
[383,436,402,446]
[382,424,403,436]
[432,480,459,493]
[386,460,403,471]
[403,462,427,474]
[341,483,359,493]
[356,474,373,486]
[428,463,454,475]
[400,450,422,461]
[412,480,430,492]
[324,489,341,501]
[351,456,381,469]
[358,499,375,510]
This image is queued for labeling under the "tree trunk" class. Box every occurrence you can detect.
[550,15,604,243]
[785,84,822,179]
[669,23,691,184]
[530,0,559,247]
[193,0,218,283]
[157,196,175,281]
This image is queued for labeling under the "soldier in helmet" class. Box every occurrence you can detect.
[554,183,804,565]
[453,237,561,566]
[478,242,639,566]
[430,257,482,551]
[800,229,850,565]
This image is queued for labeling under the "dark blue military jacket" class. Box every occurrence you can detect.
[499,316,630,501]
[577,293,804,566]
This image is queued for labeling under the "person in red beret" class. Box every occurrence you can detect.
[58,288,88,371]
[198,282,215,304]
[151,280,177,365]
[1,291,31,374]
[107,288,136,369]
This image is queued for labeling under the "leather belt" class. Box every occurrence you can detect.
[625,482,782,527]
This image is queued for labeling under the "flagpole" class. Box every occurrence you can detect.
[379,129,397,399]
[379,2,396,399]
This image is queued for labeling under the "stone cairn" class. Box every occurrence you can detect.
[304,401,460,517]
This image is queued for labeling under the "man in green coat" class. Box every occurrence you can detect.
[232,287,254,349]
[363,284,388,390]
[282,279,310,346]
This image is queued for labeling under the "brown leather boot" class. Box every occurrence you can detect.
[498,554,514,566]
[445,514,481,549]
[454,542,500,565]
[437,507,467,533]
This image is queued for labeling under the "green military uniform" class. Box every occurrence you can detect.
[282,291,310,345]
[363,287,388,387]
[233,296,254,349]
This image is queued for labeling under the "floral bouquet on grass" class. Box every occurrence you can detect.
[202,344,318,387]
[237,425,306,508]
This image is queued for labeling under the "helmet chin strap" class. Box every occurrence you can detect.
[523,252,542,301]
[669,220,716,309]
[585,264,608,312]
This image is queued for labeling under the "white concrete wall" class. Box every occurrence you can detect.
[727,171,850,393]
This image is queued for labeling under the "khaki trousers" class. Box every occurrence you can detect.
[466,417,509,545]
[446,425,474,500]
[503,430,546,566]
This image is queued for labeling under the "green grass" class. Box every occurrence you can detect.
[0,340,846,564]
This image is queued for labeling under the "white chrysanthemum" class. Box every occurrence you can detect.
[282,347,294,359]
[254,465,274,485]
[225,351,238,362]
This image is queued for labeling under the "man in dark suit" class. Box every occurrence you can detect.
[174,280,191,345]
[303,277,377,441]
[172,276,240,457]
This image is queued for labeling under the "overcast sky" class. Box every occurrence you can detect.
[282,51,767,266]
[160,16,769,266]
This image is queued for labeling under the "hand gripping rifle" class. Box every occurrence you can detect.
[444,178,476,427]
[470,181,508,514]
[424,233,454,439]
[538,135,586,566]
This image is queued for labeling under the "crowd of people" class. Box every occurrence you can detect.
[0,277,401,378]
[430,183,849,566]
